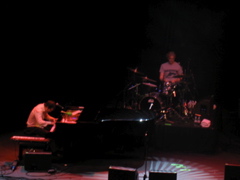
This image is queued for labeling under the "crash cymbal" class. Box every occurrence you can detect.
[127,67,144,75]
[141,76,157,83]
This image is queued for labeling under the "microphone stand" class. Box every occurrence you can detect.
[142,107,156,179]
[143,130,149,180]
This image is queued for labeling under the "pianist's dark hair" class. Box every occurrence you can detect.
[44,100,56,109]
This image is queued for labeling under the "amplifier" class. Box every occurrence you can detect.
[108,166,138,180]
[149,171,177,180]
[24,152,52,171]
[224,163,240,180]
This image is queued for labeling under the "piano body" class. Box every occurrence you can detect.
[53,107,157,161]
[96,108,157,152]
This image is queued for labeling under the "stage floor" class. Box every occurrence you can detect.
[1,126,240,180]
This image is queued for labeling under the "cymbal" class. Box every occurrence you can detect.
[127,67,144,75]
[142,76,157,83]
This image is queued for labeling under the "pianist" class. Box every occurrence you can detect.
[24,100,58,137]
[23,100,63,158]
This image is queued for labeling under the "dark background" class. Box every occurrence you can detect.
[2,1,239,133]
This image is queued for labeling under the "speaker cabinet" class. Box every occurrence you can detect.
[149,171,177,180]
[108,166,138,180]
[24,152,52,171]
[224,163,240,180]
[194,98,214,120]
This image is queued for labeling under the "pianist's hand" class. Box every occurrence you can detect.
[49,117,58,123]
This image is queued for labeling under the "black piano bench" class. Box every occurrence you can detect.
[10,135,51,161]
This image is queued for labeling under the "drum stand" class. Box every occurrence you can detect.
[157,108,174,124]
[154,87,175,124]
[156,88,185,124]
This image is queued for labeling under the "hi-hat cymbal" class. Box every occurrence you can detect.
[127,67,144,75]
[142,76,157,83]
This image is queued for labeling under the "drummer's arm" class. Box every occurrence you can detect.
[177,73,183,82]
[172,78,182,83]
[159,72,164,82]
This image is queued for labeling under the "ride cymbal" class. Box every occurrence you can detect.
[127,67,144,75]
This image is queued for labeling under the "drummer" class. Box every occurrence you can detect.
[159,51,183,84]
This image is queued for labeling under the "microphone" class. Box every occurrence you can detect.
[56,102,64,109]
[61,111,72,116]
[11,160,19,171]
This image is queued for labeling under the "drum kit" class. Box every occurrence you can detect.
[122,67,197,122]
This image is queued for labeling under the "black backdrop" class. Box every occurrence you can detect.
[2,1,239,132]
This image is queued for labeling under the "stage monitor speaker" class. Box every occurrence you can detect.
[108,166,138,180]
[24,152,52,171]
[149,171,177,180]
[224,163,240,180]
[194,97,214,119]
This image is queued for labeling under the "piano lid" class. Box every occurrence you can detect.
[100,118,152,122]
[96,108,157,123]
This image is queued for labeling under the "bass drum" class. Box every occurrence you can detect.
[138,92,163,112]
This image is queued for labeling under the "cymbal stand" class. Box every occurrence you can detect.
[177,76,197,119]
[122,81,141,110]
[124,68,143,110]
[185,63,198,99]
[119,81,132,109]
[189,72,198,100]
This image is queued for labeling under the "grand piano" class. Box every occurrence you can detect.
[53,106,157,161]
